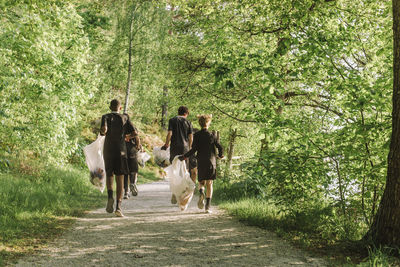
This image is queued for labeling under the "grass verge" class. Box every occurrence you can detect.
[0,165,103,266]
[0,161,163,266]
[138,164,164,184]
[216,198,400,266]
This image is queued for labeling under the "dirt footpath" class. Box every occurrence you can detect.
[15,181,327,266]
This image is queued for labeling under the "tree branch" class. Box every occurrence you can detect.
[211,103,257,123]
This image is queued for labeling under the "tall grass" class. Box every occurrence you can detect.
[214,184,400,265]
[218,199,285,229]
[0,165,103,265]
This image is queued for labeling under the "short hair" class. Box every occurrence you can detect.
[178,106,189,115]
[109,99,120,111]
[197,114,212,128]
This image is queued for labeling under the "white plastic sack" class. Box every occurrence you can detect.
[137,151,151,167]
[83,135,106,192]
[165,156,195,211]
[153,146,170,167]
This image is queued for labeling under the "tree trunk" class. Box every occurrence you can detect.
[365,0,400,246]
[123,8,135,114]
[161,86,168,129]
[224,128,237,178]
[258,134,268,163]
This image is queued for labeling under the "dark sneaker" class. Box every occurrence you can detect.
[115,208,124,217]
[106,198,114,213]
[198,191,205,209]
[130,183,138,196]
[123,192,130,199]
[171,194,177,204]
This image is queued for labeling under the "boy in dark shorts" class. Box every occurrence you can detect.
[100,99,137,217]
[180,115,223,213]
[162,106,193,204]
[123,134,141,199]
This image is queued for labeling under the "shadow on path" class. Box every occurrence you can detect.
[15,182,326,267]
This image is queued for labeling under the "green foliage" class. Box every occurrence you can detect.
[166,0,393,247]
[0,0,398,262]
[0,2,101,164]
[358,247,400,267]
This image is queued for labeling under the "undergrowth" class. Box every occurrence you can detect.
[213,179,400,266]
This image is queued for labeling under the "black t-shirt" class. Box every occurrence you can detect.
[100,112,136,155]
[168,116,193,150]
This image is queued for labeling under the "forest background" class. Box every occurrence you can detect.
[0,0,398,265]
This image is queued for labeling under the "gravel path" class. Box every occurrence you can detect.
[15,181,327,266]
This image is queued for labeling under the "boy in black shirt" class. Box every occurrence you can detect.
[100,99,137,217]
[162,106,193,204]
[162,106,193,163]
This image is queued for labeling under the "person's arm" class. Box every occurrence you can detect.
[125,115,138,138]
[181,134,198,160]
[188,121,193,148]
[135,134,142,151]
[183,146,195,159]
[100,115,107,136]
[188,133,193,149]
[163,130,172,149]
[215,136,224,158]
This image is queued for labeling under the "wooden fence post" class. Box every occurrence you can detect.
[224,128,237,178]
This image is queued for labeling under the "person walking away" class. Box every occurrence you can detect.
[188,128,199,183]
[179,114,223,213]
[162,106,193,204]
[123,133,141,199]
[100,99,137,217]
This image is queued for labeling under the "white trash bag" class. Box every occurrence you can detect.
[137,151,151,167]
[83,135,106,192]
[165,156,195,211]
[153,146,170,167]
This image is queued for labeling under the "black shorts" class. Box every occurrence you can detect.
[126,142,138,173]
[103,150,128,176]
[127,157,138,173]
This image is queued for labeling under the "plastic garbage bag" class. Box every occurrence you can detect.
[165,156,195,211]
[137,151,151,167]
[83,135,106,192]
[153,146,170,167]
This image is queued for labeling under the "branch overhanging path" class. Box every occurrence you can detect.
[15,182,327,266]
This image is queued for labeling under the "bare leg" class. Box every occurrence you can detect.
[130,172,138,196]
[114,175,124,217]
[116,175,124,204]
[106,175,114,191]
[205,180,213,198]
[124,174,129,193]
[198,180,205,191]
[130,172,138,184]
[205,180,213,213]
[106,175,115,213]
[197,180,206,209]
[123,174,130,199]
[190,168,197,183]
